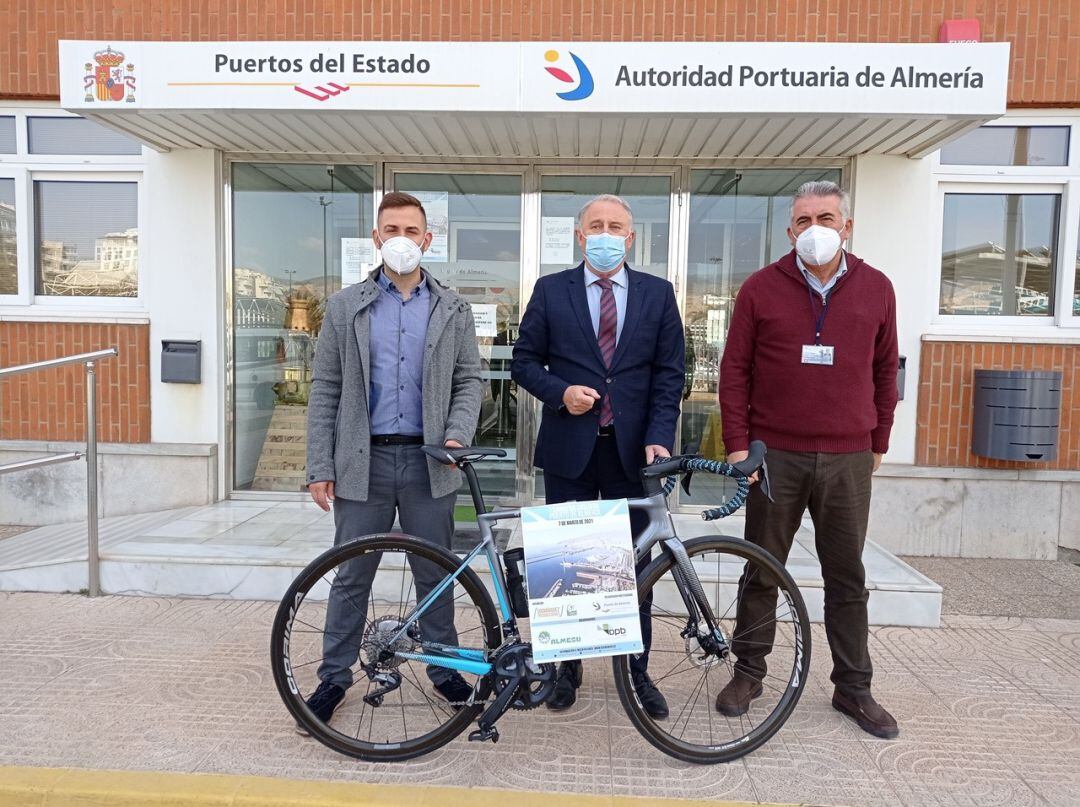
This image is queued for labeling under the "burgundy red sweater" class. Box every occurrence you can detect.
[718,250,899,455]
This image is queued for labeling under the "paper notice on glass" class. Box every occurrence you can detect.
[471,303,498,338]
[341,237,375,286]
[520,499,643,663]
[412,191,449,262]
[540,216,575,265]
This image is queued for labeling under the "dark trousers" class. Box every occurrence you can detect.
[733,448,875,697]
[318,444,458,689]
[543,433,653,675]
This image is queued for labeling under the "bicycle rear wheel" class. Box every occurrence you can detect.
[613,536,811,764]
[271,534,502,761]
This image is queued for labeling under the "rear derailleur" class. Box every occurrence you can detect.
[468,641,556,744]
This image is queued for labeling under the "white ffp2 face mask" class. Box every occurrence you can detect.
[380,236,423,275]
[795,225,843,266]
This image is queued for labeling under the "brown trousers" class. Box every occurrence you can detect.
[733,448,875,697]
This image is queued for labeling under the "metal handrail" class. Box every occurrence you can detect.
[0,347,119,596]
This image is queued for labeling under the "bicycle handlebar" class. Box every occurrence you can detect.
[646,440,767,521]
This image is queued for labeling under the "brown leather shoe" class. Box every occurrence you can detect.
[715,676,764,717]
[832,690,899,739]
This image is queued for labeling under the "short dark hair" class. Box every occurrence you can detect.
[378,191,427,226]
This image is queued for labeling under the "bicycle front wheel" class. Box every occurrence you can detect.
[271,534,502,761]
[613,536,811,764]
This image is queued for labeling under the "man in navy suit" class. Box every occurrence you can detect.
[512,194,685,718]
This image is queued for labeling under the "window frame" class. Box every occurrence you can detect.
[30,170,146,309]
[931,113,1080,333]
[929,179,1075,329]
[0,104,148,315]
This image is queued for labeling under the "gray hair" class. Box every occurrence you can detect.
[791,180,851,222]
[577,194,635,229]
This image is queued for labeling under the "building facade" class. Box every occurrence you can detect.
[1,1,1078,560]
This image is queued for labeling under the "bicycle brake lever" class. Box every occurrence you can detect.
[759,459,774,503]
[680,469,694,497]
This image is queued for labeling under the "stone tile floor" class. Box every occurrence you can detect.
[0,590,1077,806]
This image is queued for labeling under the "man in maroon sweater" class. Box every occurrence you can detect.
[717,180,900,739]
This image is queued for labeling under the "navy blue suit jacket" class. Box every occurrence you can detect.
[512,264,685,482]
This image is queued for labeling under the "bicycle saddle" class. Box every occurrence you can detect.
[422,445,508,466]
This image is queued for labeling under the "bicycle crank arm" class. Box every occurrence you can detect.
[362,671,402,706]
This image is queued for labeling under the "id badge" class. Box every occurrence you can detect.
[801,344,835,365]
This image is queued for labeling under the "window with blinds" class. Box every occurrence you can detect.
[34,180,138,297]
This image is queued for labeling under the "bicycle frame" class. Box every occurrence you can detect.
[387,463,721,678]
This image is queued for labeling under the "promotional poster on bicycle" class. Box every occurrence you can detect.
[520,499,643,662]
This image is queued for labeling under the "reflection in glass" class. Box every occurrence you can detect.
[939,126,1069,167]
[232,163,374,491]
[35,181,138,297]
[940,193,1060,316]
[682,169,842,503]
[1075,217,1080,316]
[0,179,15,295]
[539,175,671,279]
[395,173,522,502]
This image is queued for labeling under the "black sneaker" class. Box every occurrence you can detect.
[545,660,583,711]
[296,680,346,735]
[632,669,669,720]
[433,672,473,710]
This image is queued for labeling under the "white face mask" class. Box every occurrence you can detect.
[380,236,423,275]
[794,224,843,266]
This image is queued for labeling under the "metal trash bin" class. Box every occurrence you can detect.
[972,369,1062,461]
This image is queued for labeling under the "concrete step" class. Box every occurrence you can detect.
[0,504,942,627]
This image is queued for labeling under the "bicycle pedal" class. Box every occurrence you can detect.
[467,726,499,744]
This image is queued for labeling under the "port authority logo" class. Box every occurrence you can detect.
[83,46,136,103]
[536,630,582,646]
[600,624,627,636]
[543,49,594,100]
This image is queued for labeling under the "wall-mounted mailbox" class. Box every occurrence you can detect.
[972,369,1061,462]
[897,355,907,401]
[161,339,202,384]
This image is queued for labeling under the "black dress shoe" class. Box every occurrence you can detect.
[433,672,474,710]
[631,669,669,719]
[832,689,899,739]
[545,660,583,711]
[296,680,346,734]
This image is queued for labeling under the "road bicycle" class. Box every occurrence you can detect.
[271,440,811,764]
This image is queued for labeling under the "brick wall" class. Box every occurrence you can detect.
[916,341,1080,470]
[0,0,1076,106]
[0,322,150,443]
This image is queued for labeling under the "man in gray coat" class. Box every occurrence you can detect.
[303,191,484,727]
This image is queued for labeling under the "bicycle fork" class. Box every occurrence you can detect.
[661,538,732,662]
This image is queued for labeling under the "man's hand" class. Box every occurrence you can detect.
[309,480,335,512]
[562,385,601,415]
[445,439,463,449]
[873,453,883,472]
[645,445,671,464]
[725,449,760,484]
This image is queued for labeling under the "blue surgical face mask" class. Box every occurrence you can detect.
[584,233,627,272]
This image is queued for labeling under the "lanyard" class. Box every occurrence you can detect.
[806,282,831,346]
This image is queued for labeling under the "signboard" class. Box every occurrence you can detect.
[520,499,643,663]
[59,41,1010,117]
[340,237,374,285]
[541,216,576,265]
[471,303,498,338]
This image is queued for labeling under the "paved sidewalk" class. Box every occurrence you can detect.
[1,591,1078,806]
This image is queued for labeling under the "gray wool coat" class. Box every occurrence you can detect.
[305,267,483,501]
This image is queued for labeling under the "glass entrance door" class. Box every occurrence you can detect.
[389,169,524,503]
